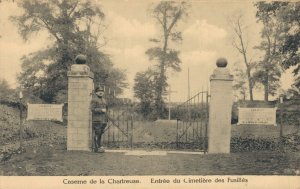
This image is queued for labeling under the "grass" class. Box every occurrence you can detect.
[0,104,299,176]
[0,143,299,176]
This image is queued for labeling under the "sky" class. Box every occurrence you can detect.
[0,0,296,102]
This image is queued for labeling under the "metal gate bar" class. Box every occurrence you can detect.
[175,90,209,151]
[102,101,133,148]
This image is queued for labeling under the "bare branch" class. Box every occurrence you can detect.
[229,13,254,100]
[38,16,62,43]
[166,9,181,34]
[68,0,79,17]
[232,40,243,54]
[154,14,164,28]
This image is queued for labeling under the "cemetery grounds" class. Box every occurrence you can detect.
[0,103,299,176]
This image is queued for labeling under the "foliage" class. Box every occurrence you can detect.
[232,62,248,100]
[254,2,285,101]
[12,0,127,103]
[0,79,17,101]
[284,87,300,99]
[284,77,300,99]
[252,62,282,98]
[230,137,279,152]
[276,2,300,76]
[146,1,189,118]
[275,2,300,96]
[172,105,208,121]
[231,132,300,152]
[254,2,300,100]
[0,79,12,99]
[133,69,159,120]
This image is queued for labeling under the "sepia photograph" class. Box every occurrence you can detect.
[0,0,299,188]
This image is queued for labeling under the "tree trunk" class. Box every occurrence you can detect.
[155,30,169,119]
[264,35,272,102]
[237,43,253,101]
[264,73,269,102]
[246,68,253,101]
[156,62,165,119]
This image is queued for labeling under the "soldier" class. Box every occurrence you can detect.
[91,86,108,153]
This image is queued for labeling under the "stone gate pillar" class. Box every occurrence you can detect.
[208,58,233,154]
[67,55,94,151]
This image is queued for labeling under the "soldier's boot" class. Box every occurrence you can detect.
[98,134,105,153]
[93,135,99,152]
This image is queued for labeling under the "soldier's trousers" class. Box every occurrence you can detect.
[92,122,107,152]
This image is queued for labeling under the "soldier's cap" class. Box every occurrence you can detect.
[95,86,104,92]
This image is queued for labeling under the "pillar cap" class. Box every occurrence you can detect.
[68,55,94,79]
[210,58,233,81]
[75,54,87,64]
[216,58,228,68]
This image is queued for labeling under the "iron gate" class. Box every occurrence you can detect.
[175,91,209,152]
[101,99,134,148]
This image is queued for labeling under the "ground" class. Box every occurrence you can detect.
[1,145,300,176]
[0,104,299,176]
[1,139,300,176]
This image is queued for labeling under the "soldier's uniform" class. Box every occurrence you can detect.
[91,87,108,152]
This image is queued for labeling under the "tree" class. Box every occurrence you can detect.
[146,1,189,118]
[285,81,300,99]
[254,2,285,101]
[12,0,127,103]
[232,62,248,101]
[274,2,300,94]
[229,14,256,101]
[0,79,13,99]
[277,2,300,78]
[133,69,158,120]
